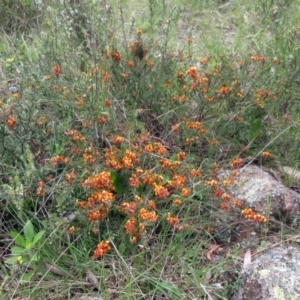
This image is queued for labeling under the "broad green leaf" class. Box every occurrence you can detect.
[20,272,34,284]
[248,118,262,141]
[32,231,45,247]
[10,231,26,247]
[25,242,33,250]
[21,255,31,263]
[111,170,126,194]
[24,220,35,244]
[11,246,25,255]
[31,252,40,262]
[160,174,170,185]
[119,243,126,255]
[5,256,19,264]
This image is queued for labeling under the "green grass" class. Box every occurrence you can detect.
[1,0,300,299]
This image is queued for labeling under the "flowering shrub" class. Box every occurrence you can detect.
[2,18,299,262]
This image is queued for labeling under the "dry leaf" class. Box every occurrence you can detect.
[86,269,98,286]
[206,244,220,261]
[281,166,300,180]
[204,272,212,284]
[44,262,66,276]
[62,212,78,223]
[243,248,252,268]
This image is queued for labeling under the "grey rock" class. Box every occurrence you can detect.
[231,247,300,300]
[218,165,300,226]
[8,85,18,94]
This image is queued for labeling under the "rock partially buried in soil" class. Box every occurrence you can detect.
[230,247,300,300]
[217,165,300,227]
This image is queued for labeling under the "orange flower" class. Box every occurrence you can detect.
[36,186,44,197]
[145,60,153,67]
[204,179,218,187]
[241,208,267,223]
[52,65,62,76]
[92,240,111,259]
[147,200,156,210]
[217,85,230,95]
[220,203,229,211]
[82,171,113,190]
[221,193,231,202]
[129,40,147,60]
[7,116,16,128]
[166,212,180,227]
[91,227,98,234]
[105,99,112,107]
[186,66,198,78]
[165,80,171,88]
[125,217,136,235]
[172,199,182,207]
[144,144,154,153]
[181,188,190,197]
[213,189,222,197]
[112,135,124,145]
[127,60,135,67]
[190,168,201,178]
[87,190,115,206]
[119,202,137,215]
[154,142,167,155]
[87,208,108,222]
[199,57,210,64]
[75,200,87,210]
[66,172,76,183]
[138,208,158,223]
[68,226,75,234]
[230,157,244,168]
[129,173,140,188]
[97,115,108,125]
[153,185,170,199]
[136,29,142,35]
[233,199,242,208]
[112,51,122,61]
[262,151,272,158]
[50,155,65,167]
[171,123,180,132]
[177,151,186,161]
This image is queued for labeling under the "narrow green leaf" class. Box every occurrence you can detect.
[54,121,59,145]
[248,118,262,141]
[24,220,35,244]
[10,231,26,247]
[32,231,45,247]
[289,68,300,86]
[148,278,183,299]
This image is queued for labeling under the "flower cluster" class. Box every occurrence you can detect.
[92,240,111,259]
[241,208,267,223]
